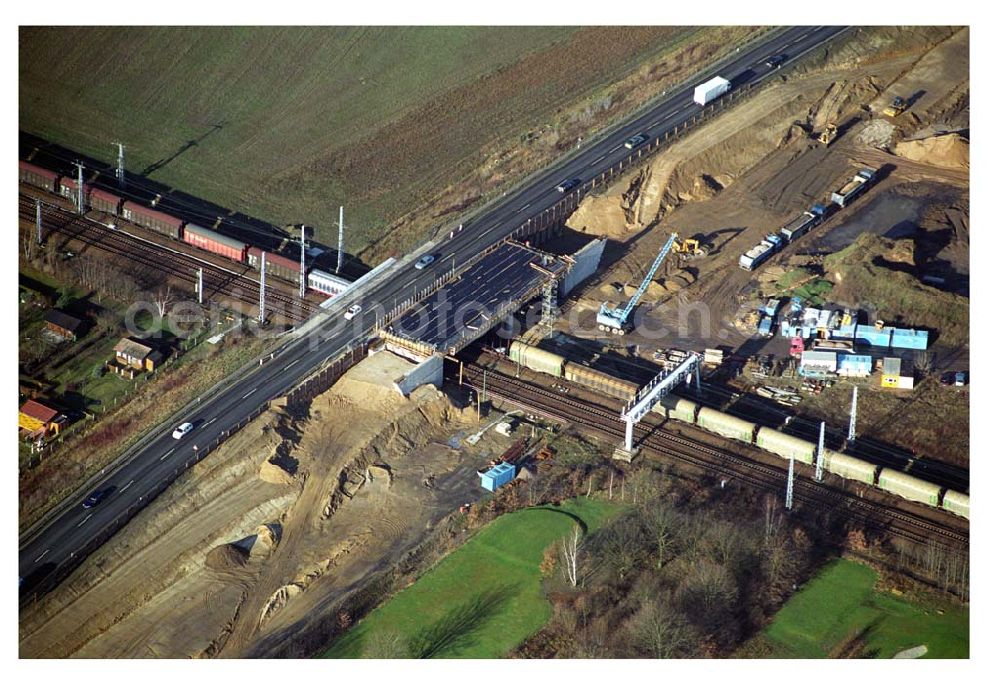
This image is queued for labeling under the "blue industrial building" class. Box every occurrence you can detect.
[854,324,893,348]
[836,353,873,377]
[890,328,930,351]
[480,462,516,492]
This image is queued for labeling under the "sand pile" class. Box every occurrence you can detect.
[205,543,251,572]
[259,458,296,485]
[566,192,633,240]
[894,133,968,169]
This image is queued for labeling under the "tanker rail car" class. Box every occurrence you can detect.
[499,343,968,520]
[19,160,350,298]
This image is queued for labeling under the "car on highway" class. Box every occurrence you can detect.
[765,54,787,69]
[82,486,115,509]
[555,178,580,193]
[414,254,437,270]
[172,422,194,440]
[344,303,362,320]
[624,133,648,150]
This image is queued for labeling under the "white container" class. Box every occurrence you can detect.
[693,76,731,106]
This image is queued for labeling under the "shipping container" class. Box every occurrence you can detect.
[479,461,516,492]
[696,407,756,443]
[823,452,877,484]
[19,160,59,193]
[889,328,929,351]
[563,362,638,401]
[122,200,184,239]
[941,490,969,519]
[877,468,942,507]
[854,324,892,348]
[183,223,248,263]
[755,426,815,463]
[509,342,565,377]
[693,76,731,105]
[308,268,351,297]
[651,394,697,423]
[90,188,122,215]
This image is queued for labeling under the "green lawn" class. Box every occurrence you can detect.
[321,497,623,659]
[760,559,968,658]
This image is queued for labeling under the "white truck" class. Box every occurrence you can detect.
[693,76,731,106]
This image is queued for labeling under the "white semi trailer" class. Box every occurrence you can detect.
[693,76,731,106]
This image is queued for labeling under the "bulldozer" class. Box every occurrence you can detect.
[817,123,838,145]
[882,96,908,118]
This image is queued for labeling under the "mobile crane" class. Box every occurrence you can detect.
[597,232,678,335]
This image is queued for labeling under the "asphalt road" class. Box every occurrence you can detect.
[19,25,851,599]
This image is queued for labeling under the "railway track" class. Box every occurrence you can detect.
[456,362,969,550]
[19,195,318,323]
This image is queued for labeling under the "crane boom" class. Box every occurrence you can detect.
[597,232,678,334]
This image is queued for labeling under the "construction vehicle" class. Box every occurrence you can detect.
[882,96,908,118]
[671,237,708,260]
[818,123,838,145]
[597,232,678,335]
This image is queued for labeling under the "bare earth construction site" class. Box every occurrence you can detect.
[17,25,969,660]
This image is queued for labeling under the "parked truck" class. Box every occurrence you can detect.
[780,204,830,242]
[831,168,877,207]
[693,76,731,106]
[739,233,784,271]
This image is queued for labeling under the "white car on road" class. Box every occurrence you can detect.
[344,304,362,320]
[172,422,194,440]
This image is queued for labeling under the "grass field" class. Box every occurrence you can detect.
[756,559,968,658]
[321,497,623,659]
[20,26,702,257]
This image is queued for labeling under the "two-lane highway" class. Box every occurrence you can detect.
[19,25,851,600]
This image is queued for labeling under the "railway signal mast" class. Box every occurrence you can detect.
[196,268,204,305]
[785,457,794,510]
[73,161,85,214]
[258,252,267,324]
[114,142,125,188]
[815,421,826,482]
[299,225,307,298]
[336,206,345,275]
[847,385,858,443]
[35,199,42,245]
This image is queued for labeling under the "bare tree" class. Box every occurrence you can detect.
[762,494,783,546]
[628,599,692,659]
[561,525,583,588]
[642,502,678,569]
[153,285,174,319]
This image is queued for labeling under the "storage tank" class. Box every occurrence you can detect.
[693,76,731,105]
[877,468,942,507]
[755,427,815,463]
[563,362,637,401]
[823,452,877,484]
[651,394,697,423]
[941,490,969,519]
[696,407,755,443]
[509,342,565,378]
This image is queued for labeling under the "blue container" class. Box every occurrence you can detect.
[480,462,516,492]
[890,328,929,350]
[854,324,891,348]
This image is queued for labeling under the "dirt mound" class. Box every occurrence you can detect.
[252,524,280,556]
[566,192,632,240]
[809,77,881,127]
[894,133,968,169]
[206,543,251,572]
[259,458,296,485]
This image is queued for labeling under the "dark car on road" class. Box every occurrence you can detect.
[765,54,787,69]
[556,178,580,193]
[624,133,648,150]
[82,486,116,509]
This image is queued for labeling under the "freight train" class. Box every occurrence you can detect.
[505,341,968,519]
[19,160,351,297]
[738,167,878,271]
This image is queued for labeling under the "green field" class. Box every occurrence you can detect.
[20,26,696,257]
[321,497,622,659]
[758,559,968,658]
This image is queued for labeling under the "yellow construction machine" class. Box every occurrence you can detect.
[882,96,908,118]
[671,237,708,259]
[818,123,838,145]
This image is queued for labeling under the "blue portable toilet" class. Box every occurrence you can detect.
[480,462,516,492]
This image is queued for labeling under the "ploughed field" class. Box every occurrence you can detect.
[20,26,689,255]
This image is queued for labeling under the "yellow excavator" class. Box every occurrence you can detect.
[882,96,908,118]
[671,237,708,259]
[818,123,838,145]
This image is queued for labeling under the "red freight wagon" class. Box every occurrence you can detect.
[122,200,184,239]
[19,161,59,193]
[90,188,123,215]
[58,177,91,210]
[184,223,247,263]
[248,246,300,282]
